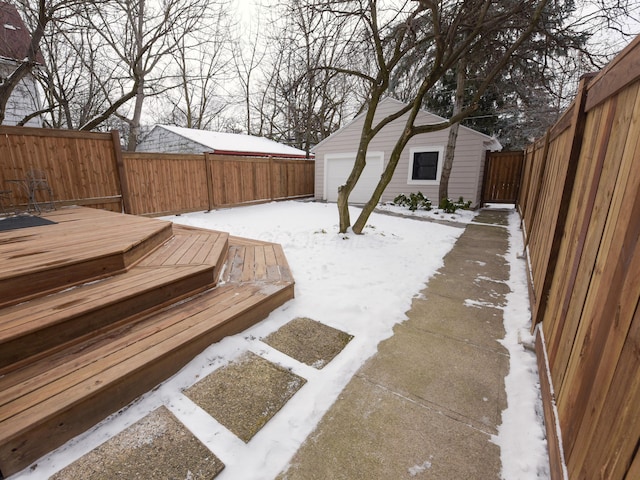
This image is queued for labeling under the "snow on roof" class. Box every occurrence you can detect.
[158,125,311,158]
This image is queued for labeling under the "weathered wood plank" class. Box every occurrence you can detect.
[573,303,640,478]
[241,246,256,282]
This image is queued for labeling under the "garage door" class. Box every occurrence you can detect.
[325,152,384,203]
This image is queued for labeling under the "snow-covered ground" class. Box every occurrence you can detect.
[11,200,548,480]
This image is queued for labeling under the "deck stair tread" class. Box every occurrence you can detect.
[140,225,229,269]
[0,263,216,372]
[0,208,174,308]
[0,207,295,477]
[225,243,293,284]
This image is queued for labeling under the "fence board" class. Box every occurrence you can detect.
[544,98,611,383]
[520,36,640,480]
[122,153,209,216]
[207,154,314,208]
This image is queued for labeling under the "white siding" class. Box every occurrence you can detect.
[314,98,493,207]
[0,61,42,127]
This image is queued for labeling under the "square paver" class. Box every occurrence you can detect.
[184,352,306,442]
[262,317,353,368]
[51,406,224,480]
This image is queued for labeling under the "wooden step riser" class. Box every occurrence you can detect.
[0,284,294,478]
[0,267,217,373]
[0,225,173,309]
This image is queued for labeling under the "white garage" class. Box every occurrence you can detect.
[313,98,501,207]
[324,152,383,203]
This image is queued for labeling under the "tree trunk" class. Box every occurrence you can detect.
[126,76,145,151]
[337,147,367,233]
[439,58,466,203]
[337,185,351,232]
[126,0,145,152]
[336,95,383,233]
[352,131,411,234]
[439,123,460,203]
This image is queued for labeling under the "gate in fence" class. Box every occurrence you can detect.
[481,150,524,205]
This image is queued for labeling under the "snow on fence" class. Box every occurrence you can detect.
[519,35,640,480]
[0,127,315,216]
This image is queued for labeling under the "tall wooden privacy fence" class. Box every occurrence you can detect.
[0,127,124,212]
[0,127,314,216]
[519,36,640,480]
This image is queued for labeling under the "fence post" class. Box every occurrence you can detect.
[268,156,274,201]
[204,152,214,211]
[480,150,490,207]
[111,130,132,214]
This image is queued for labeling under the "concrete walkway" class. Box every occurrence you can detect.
[278,209,512,479]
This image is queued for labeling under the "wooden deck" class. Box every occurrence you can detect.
[0,207,294,477]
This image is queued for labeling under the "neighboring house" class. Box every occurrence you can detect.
[313,97,501,206]
[138,125,312,158]
[0,2,42,127]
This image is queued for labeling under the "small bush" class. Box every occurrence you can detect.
[393,192,432,211]
[438,196,472,213]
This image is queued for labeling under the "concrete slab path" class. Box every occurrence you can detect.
[278,209,512,479]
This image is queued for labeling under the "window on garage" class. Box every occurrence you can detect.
[408,146,444,185]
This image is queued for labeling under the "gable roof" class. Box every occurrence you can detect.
[155,125,312,158]
[0,2,44,64]
[313,97,501,151]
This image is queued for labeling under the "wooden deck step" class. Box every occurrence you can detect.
[0,208,174,308]
[0,280,294,477]
[225,241,294,284]
[0,264,216,373]
[140,225,229,280]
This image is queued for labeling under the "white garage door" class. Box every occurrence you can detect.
[325,152,384,203]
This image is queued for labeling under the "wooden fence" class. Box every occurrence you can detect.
[0,127,315,216]
[519,36,640,480]
[0,127,124,212]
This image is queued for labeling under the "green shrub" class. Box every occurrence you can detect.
[393,192,432,211]
[438,196,472,213]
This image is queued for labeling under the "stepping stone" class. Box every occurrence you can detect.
[262,317,353,368]
[184,352,306,442]
[51,406,224,480]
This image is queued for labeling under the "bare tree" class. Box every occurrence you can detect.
[232,17,266,136]
[0,0,92,125]
[72,0,214,149]
[309,0,563,233]
[154,3,233,129]
[439,55,465,204]
[251,0,364,154]
[36,21,117,129]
